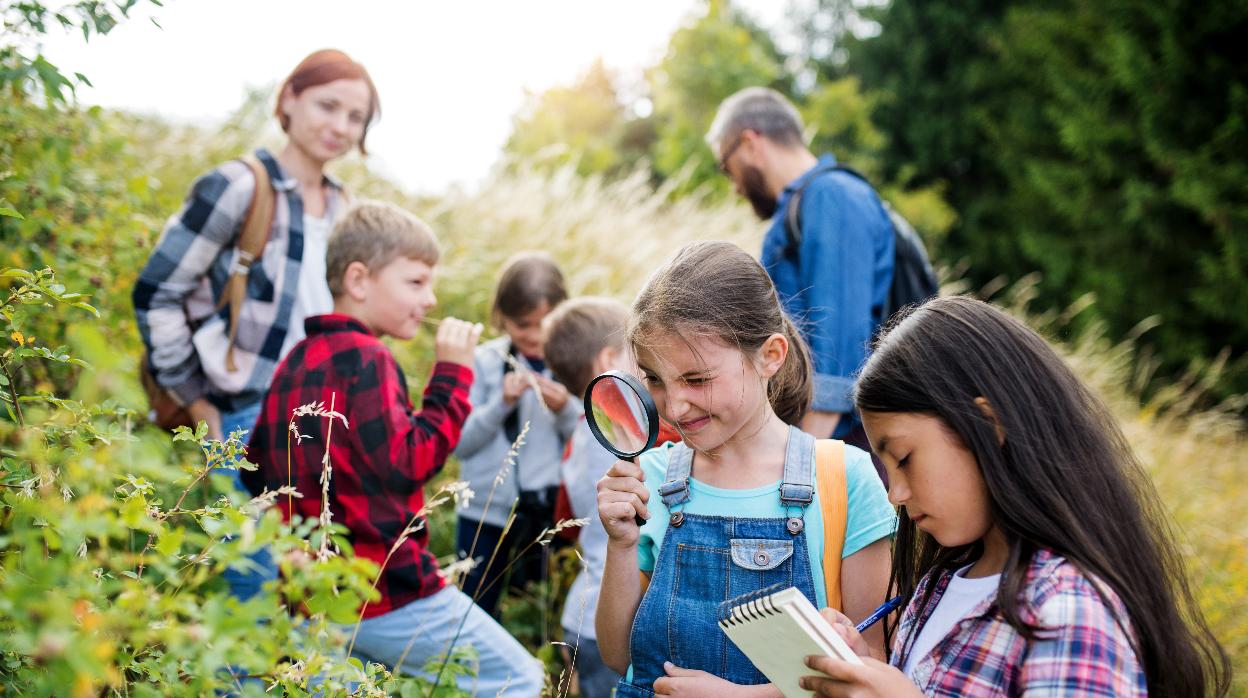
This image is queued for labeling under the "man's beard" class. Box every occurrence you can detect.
[742,165,777,219]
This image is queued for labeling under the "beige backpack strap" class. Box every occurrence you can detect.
[816,439,849,611]
[215,153,275,371]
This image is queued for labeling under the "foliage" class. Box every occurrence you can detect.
[504,60,652,180]
[500,0,956,253]
[1,0,1244,693]
[0,266,480,696]
[1,1,168,104]
[849,0,1248,401]
[645,0,789,196]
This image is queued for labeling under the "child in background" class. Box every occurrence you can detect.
[596,241,896,696]
[542,297,633,698]
[243,201,543,695]
[454,252,582,617]
[799,296,1230,697]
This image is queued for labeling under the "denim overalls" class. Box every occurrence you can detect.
[616,426,820,696]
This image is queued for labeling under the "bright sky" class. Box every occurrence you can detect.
[35,0,784,194]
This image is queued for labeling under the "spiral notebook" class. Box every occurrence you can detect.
[718,584,864,697]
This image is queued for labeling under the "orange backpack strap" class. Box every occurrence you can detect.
[816,439,848,611]
[215,153,275,371]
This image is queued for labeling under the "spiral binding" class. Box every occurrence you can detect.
[717,582,788,626]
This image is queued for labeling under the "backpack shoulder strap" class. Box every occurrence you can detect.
[815,438,848,611]
[237,154,275,259]
[782,163,854,257]
[214,153,276,372]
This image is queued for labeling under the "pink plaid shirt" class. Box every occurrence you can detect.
[891,548,1147,696]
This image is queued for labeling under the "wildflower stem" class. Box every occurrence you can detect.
[0,360,24,427]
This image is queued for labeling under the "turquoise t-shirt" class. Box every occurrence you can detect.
[636,441,896,609]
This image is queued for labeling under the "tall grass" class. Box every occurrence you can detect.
[348,160,1247,695]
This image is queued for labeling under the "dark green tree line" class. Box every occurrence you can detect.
[850,0,1248,398]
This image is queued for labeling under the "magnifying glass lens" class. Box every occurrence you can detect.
[588,374,653,458]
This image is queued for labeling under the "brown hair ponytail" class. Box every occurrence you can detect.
[629,240,812,425]
[770,314,813,424]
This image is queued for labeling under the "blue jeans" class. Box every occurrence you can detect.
[344,585,544,696]
[568,637,620,698]
[218,402,277,602]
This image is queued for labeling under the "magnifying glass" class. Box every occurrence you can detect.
[584,370,660,526]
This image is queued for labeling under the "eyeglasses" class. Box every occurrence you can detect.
[717,134,745,175]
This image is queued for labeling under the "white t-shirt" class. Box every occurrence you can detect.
[902,563,1000,677]
[282,213,335,355]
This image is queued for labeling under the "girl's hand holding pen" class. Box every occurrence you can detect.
[802,599,918,698]
[799,655,923,698]
[817,608,871,659]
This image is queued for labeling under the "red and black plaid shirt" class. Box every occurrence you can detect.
[244,314,473,618]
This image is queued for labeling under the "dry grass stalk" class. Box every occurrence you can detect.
[290,393,349,562]
[462,421,531,582]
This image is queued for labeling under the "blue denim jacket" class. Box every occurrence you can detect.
[760,154,894,428]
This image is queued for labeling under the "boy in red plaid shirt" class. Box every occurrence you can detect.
[243,200,543,695]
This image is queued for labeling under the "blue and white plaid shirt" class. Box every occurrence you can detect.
[133,148,346,412]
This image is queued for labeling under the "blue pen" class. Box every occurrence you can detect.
[855,596,904,633]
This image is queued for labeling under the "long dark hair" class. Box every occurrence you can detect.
[855,296,1229,696]
[629,241,812,425]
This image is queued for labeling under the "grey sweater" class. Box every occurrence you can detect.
[454,336,581,527]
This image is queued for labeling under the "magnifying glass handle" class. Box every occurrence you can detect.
[628,455,647,528]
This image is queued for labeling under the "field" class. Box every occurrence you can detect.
[1,118,1243,694]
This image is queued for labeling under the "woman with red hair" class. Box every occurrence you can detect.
[133,49,380,600]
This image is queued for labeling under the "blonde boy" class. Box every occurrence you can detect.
[243,200,542,695]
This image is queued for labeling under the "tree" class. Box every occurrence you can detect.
[851,0,1248,399]
[648,0,790,196]
[502,60,650,178]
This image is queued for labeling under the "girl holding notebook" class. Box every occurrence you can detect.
[596,242,897,696]
[799,297,1230,697]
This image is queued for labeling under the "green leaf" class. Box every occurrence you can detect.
[0,207,23,219]
[154,527,184,556]
[120,494,148,527]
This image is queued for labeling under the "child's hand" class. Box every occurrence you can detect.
[654,662,780,696]
[800,655,922,697]
[434,318,483,367]
[597,459,649,546]
[502,372,532,405]
[819,607,871,658]
[536,375,571,412]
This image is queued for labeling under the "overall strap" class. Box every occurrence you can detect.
[658,443,694,509]
[779,426,816,535]
[779,426,816,506]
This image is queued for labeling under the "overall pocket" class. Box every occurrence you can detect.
[723,538,799,685]
[727,537,797,598]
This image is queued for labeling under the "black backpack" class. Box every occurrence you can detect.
[783,164,939,322]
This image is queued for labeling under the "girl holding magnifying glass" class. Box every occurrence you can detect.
[595,241,896,696]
